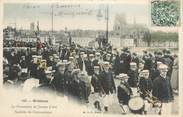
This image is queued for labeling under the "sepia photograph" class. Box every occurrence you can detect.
[1,0,181,116]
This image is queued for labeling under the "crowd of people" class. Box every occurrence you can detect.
[3,39,179,114]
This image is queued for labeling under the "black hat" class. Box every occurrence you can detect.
[132,52,137,56]
[143,50,147,54]
[157,51,162,55]
[122,47,128,52]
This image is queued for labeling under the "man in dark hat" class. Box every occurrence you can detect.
[132,52,140,69]
[77,52,87,71]
[85,54,95,76]
[113,49,121,75]
[155,51,164,63]
[162,50,173,79]
[143,53,153,71]
[119,48,131,74]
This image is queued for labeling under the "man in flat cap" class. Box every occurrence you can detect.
[119,48,131,74]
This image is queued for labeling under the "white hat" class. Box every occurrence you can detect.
[95,52,100,56]
[107,53,111,56]
[142,70,149,73]
[89,54,94,57]
[56,61,65,67]
[69,56,74,60]
[72,69,80,74]
[54,56,59,59]
[63,60,68,63]
[32,55,37,58]
[118,73,129,79]
[157,61,162,65]
[45,70,52,74]
[94,66,100,69]
[41,59,46,62]
[80,52,85,55]
[37,56,42,59]
[103,61,109,66]
[159,64,168,71]
[130,62,137,66]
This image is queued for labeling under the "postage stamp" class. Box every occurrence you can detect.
[151,0,180,26]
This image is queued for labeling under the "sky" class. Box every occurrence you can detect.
[3,1,150,31]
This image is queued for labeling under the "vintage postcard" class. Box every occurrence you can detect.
[0,0,182,117]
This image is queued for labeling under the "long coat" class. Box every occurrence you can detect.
[91,73,103,93]
[100,71,116,94]
[51,72,66,96]
[152,76,173,102]
[171,57,178,90]
[127,70,138,87]
[113,55,121,75]
[139,77,153,98]
[85,60,94,76]
[119,53,131,74]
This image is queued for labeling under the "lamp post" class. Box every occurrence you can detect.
[106,4,109,44]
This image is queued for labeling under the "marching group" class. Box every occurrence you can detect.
[3,40,179,114]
